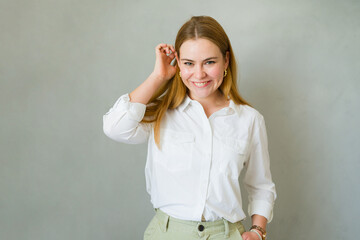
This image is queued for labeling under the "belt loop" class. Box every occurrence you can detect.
[223,218,230,238]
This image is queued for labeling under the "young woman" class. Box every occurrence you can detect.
[103,16,276,240]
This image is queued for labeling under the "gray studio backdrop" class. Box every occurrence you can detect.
[1,0,359,239]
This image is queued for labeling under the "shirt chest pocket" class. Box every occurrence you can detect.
[222,137,248,155]
[156,129,195,171]
[218,137,249,176]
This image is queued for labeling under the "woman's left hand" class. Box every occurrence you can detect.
[241,231,261,240]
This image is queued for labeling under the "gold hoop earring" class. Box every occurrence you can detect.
[224,69,228,77]
[179,71,182,78]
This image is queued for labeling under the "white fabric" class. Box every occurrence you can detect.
[103,93,277,223]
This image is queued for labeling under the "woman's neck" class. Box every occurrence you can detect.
[189,91,230,117]
[190,90,227,107]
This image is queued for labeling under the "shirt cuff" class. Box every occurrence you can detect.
[248,199,274,223]
[109,93,147,122]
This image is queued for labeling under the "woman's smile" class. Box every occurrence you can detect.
[177,38,229,102]
[192,80,212,88]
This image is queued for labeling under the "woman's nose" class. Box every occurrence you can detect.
[194,66,206,79]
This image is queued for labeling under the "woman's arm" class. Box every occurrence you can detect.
[103,43,177,143]
[251,214,267,231]
[241,113,277,240]
[103,93,150,144]
[243,113,277,221]
[129,43,176,104]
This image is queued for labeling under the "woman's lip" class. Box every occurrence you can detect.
[191,80,212,88]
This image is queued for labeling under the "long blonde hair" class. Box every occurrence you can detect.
[142,16,251,147]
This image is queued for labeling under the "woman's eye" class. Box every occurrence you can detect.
[206,61,215,64]
[184,62,193,66]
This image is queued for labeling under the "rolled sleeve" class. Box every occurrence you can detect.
[248,199,274,223]
[244,113,277,223]
[104,93,146,121]
[103,93,150,144]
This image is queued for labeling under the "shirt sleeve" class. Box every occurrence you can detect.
[103,93,151,144]
[243,113,277,223]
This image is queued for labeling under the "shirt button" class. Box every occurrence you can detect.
[198,224,205,231]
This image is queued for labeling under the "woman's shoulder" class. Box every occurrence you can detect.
[232,102,264,120]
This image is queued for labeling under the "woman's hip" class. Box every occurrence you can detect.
[144,209,245,240]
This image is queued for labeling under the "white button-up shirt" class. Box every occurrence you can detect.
[103,93,276,223]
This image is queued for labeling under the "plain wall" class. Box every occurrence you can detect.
[1,0,359,239]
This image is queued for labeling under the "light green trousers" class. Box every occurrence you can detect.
[144,209,245,240]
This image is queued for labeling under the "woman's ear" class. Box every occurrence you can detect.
[175,51,180,65]
[175,51,181,71]
[225,51,230,69]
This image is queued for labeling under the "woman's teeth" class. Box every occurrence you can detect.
[193,81,209,87]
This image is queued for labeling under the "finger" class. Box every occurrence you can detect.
[167,52,175,59]
[156,43,167,50]
[169,45,175,53]
[158,45,169,54]
[159,44,170,50]
[165,45,173,53]
[156,44,176,59]
[170,46,176,56]
[158,49,169,58]
[164,46,170,55]
[165,48,175,57]
[166,54,175,64]
[161,48,167,55]
[155,43,168,54]
[166,48,173,56]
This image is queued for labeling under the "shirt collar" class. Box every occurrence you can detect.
[178,94,240,116]
[178,94,193,112]
[228,98,240,116]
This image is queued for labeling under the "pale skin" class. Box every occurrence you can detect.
[129,40,267,239]
[175,38,229,117]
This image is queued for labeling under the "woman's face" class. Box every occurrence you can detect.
[177,38,229,102]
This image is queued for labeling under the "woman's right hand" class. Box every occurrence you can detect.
[128,43,177,105]
[152,43,177,82]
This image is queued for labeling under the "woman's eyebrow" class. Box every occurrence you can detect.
[180,57,218,62]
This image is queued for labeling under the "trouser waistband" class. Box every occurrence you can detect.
[154,208,244,238]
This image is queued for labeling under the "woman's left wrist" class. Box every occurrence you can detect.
[250,225,266,240]
[250,229,263,240]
